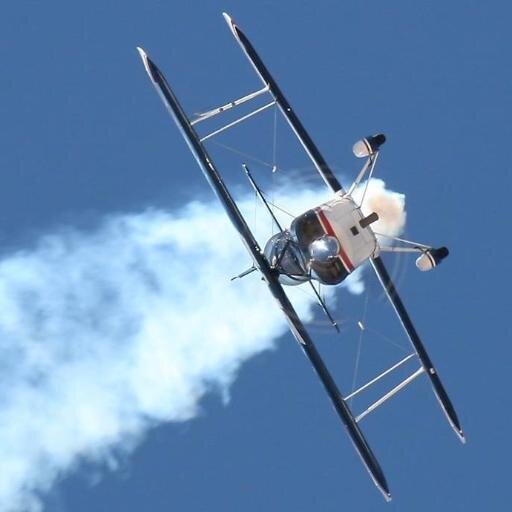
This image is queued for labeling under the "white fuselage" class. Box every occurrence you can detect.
[313,195,380,272]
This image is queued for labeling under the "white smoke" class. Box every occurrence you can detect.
[353,178,406,237]
[0,181,404,512]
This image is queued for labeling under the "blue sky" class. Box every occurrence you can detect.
[0,1,510,511]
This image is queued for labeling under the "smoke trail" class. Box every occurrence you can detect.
[353,178,406,237]
[0,181,404,511]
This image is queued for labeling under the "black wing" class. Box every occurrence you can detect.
[223,14,464,444]
[371,257,465,442]
[222,13,344,195]
[137,47,391,501]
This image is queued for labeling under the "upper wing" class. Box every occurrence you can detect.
[222,13,345,195]
[137,47,263,261]
[137,47,391,501]
[221,14,465,445]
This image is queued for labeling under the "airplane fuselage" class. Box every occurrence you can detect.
[264,195,379,286]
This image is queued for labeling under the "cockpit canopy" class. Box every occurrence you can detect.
[291,209,349,285]
[263,211,350,286]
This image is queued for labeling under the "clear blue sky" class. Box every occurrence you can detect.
[0,1,510,511]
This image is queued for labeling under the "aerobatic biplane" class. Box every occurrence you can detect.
[137,12,464,501]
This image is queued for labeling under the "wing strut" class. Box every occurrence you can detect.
[221,12,464,446]
[137,46,391,502]
[223,13,345,195]
[371,256,465,442]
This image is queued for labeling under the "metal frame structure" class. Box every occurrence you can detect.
[136,12,464,501]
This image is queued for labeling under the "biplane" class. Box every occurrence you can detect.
[136,12,464,501]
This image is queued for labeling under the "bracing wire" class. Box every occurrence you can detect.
[209,140,275,169]
[271,104,278,234]
[349,292,369,406]
[259,196,296,218]
[209,110,294,228]
[365,326,409,354]
[272,104,278,173]
[253,177,257,229]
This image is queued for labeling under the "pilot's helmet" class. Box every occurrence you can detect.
[309,235,340,262]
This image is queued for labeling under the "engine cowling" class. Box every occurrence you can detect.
[415,247,449,271]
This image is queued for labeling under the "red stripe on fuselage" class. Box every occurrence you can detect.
[315,208,354,272]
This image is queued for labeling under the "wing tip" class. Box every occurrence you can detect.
[136,45,158,84]
[222,11,240,39]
